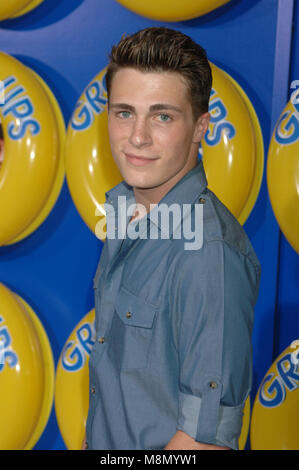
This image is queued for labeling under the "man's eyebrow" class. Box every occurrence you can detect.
[109,103,183,113]
[149,103,183,113]
[109,103,135,111]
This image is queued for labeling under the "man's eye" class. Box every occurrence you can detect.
[158,114,171,122]
[118,111,131,119]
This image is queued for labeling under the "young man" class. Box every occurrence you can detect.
[84,27,261,450]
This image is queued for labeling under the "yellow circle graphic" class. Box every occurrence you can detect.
[0,0,43,21]
[267,89,299,254]
[250,340,299,449]
[55,310,95,450]
[202,63,264,225]
[65,68,121,241]
[0,52,65,246]
[0,283,55,450]
[115,0,232,21]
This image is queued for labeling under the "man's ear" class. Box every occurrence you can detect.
[193,112,210,143]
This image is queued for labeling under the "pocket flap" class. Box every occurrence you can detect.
[115,287,157,328]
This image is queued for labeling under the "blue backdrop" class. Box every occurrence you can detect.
[0,0,298,450]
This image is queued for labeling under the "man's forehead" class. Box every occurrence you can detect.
[108,68,190,106]
[110,67,189,90]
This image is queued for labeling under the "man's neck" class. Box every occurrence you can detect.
[131,157,199,220]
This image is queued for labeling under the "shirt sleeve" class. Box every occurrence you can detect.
[171,239,261,450]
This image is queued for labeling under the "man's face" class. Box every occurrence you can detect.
[107,68,209,199]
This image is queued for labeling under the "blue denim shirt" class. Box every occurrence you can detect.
[86,159,261,450]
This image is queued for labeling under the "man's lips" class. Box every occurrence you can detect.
[124,153,158,166]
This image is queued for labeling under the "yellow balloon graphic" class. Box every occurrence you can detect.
[0,283,55,450]
[267,89,299,254]
[115,0,232,21]
[0,52,65,246]
[55,310,95,450]
[250,340,299,449]
[0,0,43,21]
[11,0,44,18]
[202,63,264,225]
[65,68,121,241]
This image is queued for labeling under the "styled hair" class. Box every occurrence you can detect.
[105,27,212,120]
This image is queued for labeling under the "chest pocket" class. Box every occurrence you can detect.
[107,286,157,370]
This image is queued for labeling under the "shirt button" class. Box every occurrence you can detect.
[126,311,132,319]
[199,197,206,204]
[209,381,218,389]
[91,386,96,394]
[98,336,105,344]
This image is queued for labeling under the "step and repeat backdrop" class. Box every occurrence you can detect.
[0,0,298,450]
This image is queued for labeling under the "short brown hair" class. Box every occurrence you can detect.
[105,27,212,120]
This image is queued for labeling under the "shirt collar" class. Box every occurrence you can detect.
[104,158,208,237]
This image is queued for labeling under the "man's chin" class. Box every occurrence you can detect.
[121,173,153,190]
[125,180,152,190]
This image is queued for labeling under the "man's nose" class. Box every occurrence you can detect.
[128,118,152,147]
